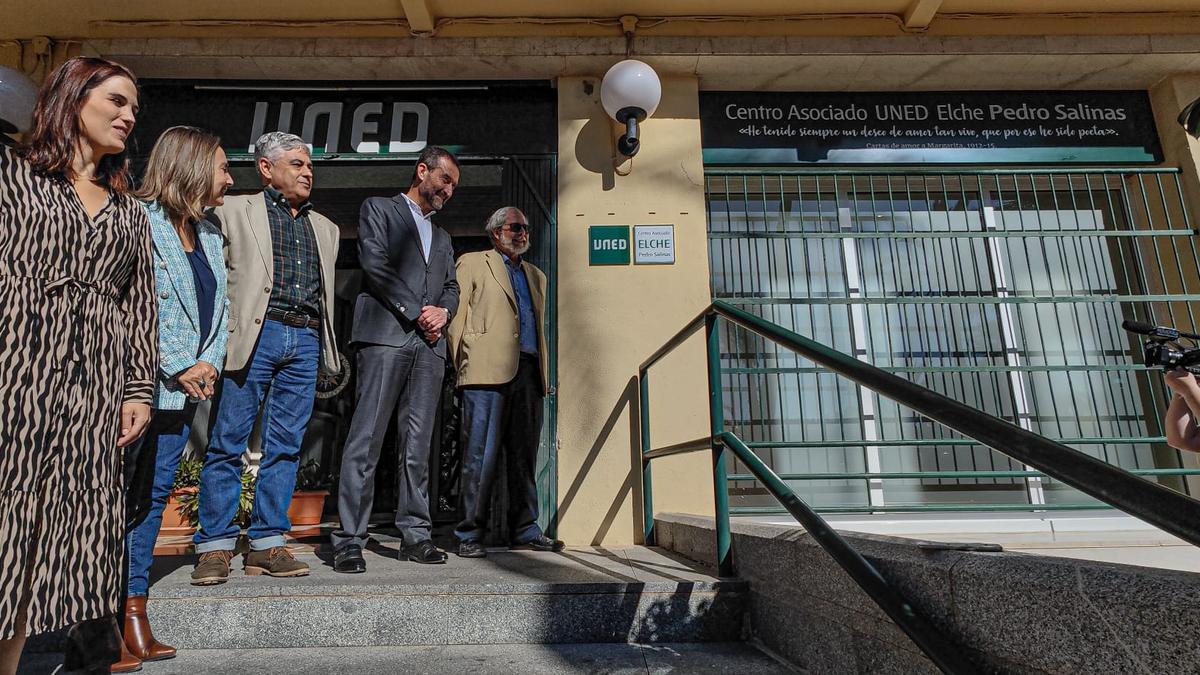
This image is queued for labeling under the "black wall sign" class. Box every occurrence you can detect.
[130,80,557,160]
[700,91,1163,165]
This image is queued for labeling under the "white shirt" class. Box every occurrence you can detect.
[401,193,433,263]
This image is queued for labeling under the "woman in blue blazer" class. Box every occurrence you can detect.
[119,126,233,669]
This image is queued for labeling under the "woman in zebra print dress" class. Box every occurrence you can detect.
[0,57,157,674]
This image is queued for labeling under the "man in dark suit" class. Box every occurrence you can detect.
[331,146,460,571]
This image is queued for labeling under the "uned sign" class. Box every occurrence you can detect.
[589,225,631,266]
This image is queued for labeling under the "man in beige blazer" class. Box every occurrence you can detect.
[447,206,563,558]
[191,131,340,584]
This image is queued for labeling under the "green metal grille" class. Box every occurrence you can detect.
[705,168,1198,514]
[503,155,558,535]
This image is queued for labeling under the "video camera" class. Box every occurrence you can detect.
[1122,319,1200,374]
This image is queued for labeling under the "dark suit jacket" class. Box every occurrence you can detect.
[352,194,459,357]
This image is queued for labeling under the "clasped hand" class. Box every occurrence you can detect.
[177,360,218,401]
[417,305,449,342]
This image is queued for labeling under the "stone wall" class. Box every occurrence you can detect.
[655,513,1200,674]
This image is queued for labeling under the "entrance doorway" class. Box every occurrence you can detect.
[132,78,560,541]
[291,155,558,536]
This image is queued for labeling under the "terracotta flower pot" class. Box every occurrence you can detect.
[288,489,330,527]
[160,486,198,535]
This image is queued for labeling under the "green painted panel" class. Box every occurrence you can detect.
[588,225,631,266]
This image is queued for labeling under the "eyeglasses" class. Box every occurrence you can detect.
[503,222,528,233]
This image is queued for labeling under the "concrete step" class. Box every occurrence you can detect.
[31,546,745,652]
[752,511,1200,572]
[20,642,792,674]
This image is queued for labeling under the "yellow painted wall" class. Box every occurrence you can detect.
[0,43,18,70]
[1151,76,1200,210]
[1149,75,1200,494]
[0,39,80,143]
[554,75,715,545]
[0,39,80,82]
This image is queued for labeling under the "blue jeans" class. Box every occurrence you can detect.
[454,355,544,544]
[194,320,319,552]
[126,406,195,597]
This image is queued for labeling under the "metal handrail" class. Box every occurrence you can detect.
[729,468,1200,481]
[718,429,975,675]
[709,300,1200,546]
[638,299,1200,674]
[702,166,1182,176]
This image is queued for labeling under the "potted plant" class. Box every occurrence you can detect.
[160,457,203,535]
[288,459,330,528]
[170,459,326,533]
[174,465,257,530]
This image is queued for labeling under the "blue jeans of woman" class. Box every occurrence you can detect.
[126,405,196,597]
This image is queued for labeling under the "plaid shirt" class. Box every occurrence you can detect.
[264,187,322,318]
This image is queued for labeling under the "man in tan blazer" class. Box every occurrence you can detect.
[191,131,340,584]
[447,206,563,558]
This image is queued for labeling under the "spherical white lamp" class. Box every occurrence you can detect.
[600,59,662,157]
[1180,95,1200,138]
[0,65,38,135]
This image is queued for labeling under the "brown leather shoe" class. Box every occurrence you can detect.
[110,635,142,673]
[191,549,236,586]
[123,596,176,662]
[244,546,310,577]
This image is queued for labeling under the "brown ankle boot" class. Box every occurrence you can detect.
[110,637,142,673]
[123,596,177,662]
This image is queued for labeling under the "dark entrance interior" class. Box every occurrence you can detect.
[293,155,558,538]
[135,78,558,543]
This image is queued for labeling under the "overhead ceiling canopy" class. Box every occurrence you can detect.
[4,1,1200,90]
[3,0,1200,39]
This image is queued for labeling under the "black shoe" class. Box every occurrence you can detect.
[401,540,448,564]
[333,544,366,573]
[511,534,565,552]
[456,541,487,558]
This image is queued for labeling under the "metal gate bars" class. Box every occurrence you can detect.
[705,168,1200,514]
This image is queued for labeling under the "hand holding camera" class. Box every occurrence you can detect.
[1122,319,1200,373]
[1126,319,1200,453]
[1165,368,1200,395]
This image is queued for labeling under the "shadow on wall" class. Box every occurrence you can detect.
[568,107,699,198]
[568,74,705,197]
[553,376,644,545]
[571,78,618,192]
[632,588,719,643]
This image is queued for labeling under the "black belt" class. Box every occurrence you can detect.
[266,308,320,328]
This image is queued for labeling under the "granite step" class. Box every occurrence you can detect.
[31,546,746,653]
[20,642,792,674]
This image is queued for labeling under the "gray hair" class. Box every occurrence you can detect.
[485,206,526,235]
[254,131,308,164]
